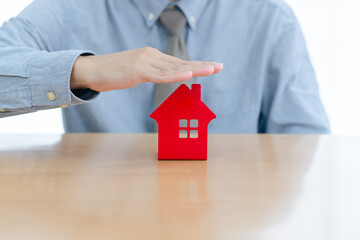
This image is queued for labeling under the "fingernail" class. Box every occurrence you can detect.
[203,65,214,70]
[212,63,223,68]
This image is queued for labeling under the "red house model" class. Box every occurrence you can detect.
[150,84,216,160]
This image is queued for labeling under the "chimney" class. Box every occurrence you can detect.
[192,84,201,99]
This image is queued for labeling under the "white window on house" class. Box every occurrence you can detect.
[190,119,198,128]
[179,130,188,138]
[190,130,198,138]
[179,119,187,128]
[179,119,199,139]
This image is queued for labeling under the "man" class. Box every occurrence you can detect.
[0,0,330,133]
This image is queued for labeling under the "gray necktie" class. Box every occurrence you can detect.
[154,9,195,110]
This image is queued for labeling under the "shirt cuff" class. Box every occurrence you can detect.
[28,50,99,108]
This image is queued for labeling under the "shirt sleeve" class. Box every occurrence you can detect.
[0,0,99,118]
[258,11,330,134]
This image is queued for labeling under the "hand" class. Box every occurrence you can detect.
[70,47,223,92]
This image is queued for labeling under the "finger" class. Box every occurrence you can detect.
[155,54,222,77]
[189,65,215,77]
[175,60,223,76]
[157,55,208,70]
[150,61,215,79]
[176,62,215,77]
[209,62,224,74]
[146,67,193,83]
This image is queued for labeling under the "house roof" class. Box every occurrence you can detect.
[150,84,216,121]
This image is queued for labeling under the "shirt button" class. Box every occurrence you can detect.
[47,91,56,101]
[59,104,69,108]
[148,12,155,21]
[190,16,196,24]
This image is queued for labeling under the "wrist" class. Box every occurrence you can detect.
[70,56,94,90]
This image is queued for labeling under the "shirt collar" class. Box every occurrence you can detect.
[132,0,211,30]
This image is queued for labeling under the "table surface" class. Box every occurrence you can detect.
[0,134,360,240]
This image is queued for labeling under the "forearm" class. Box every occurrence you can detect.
[0,12,99,118]
[0,47,98,117]
[70,56,92,90]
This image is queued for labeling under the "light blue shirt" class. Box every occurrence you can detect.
[0,0,330,133]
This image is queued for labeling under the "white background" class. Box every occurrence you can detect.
[0,0,359,135]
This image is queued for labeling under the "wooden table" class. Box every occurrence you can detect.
[0,134,360,240]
